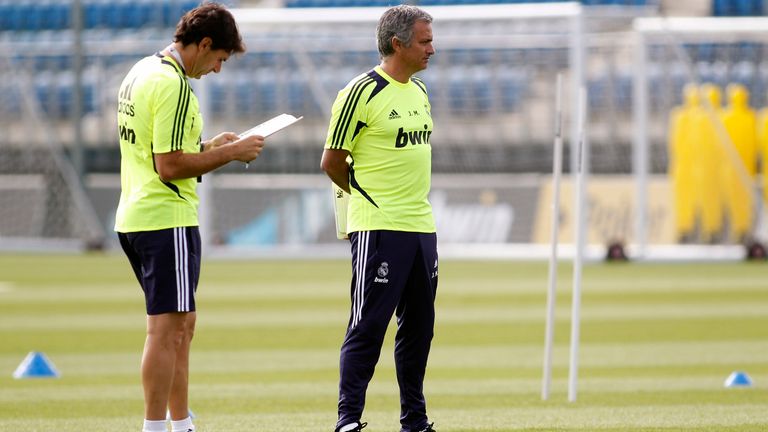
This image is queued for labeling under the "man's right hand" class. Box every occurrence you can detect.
[231,134,265,163]
[154,134,266,181]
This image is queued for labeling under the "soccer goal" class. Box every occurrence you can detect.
[0,2,590,255]
[201,2,587,256]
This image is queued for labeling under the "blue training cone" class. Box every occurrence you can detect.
[12,351,60,379]
[724,371,753,388]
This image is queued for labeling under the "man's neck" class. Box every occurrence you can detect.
[166,42,193,75]
[379,60,412,84]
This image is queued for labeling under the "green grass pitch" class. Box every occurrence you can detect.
[0,254,766,431]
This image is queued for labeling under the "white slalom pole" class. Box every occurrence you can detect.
[542,73,564,401]
[568,86,587,403]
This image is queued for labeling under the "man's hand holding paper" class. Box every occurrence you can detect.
[238,113,303,168]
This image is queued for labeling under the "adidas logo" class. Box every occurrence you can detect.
[388,109,401,120]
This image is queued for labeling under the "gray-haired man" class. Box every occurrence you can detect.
[321,5,438,432]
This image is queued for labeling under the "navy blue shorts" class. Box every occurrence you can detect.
[118,227,201,315]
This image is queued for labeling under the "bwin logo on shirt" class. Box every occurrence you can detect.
[374,262,389,283]
[119,123,136,145]
[395,125,432,148]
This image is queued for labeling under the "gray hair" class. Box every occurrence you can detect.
[376,5,432,58]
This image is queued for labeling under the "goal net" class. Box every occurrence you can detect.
[0,3,591,255]
[200,2,587,254]
[0,53,105,251]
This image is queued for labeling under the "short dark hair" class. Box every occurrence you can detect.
[376,5,432,58]
[173,3,245,54]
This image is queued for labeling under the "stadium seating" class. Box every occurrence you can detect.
[0,0,653,125]
[0,0,201,31]
[279,0,766,13]
[0,0,219,121]
[6,0,768,176]
[713,0,764,16]
[285,0,655,7]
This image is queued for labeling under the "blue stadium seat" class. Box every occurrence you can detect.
[162,1,183,27]
[232,71,254,116]
[83,0,101,29]
[34,71,53,116]
[284,0,308,7]
[27,1,48,31]
[16,1,38,31]
[734,0,761,16]
[117,0,140,28]
[180,0,200,17]
[34,71,98,119]
[286,70,310,113]
[614,72,632,113]
[4,2,22,31]
[447,66,468,114]
[257,51,279,68]
[57,74,74,118]
[103,0,149,29]
[500,68,528,111]
[253,69,278,114]
[46,1,70,30]
[0,3,8,31]
[104,0,122,28]
[38,71,81,118]
[470,66,492,113]
[85,0,114,29]
[208,78,228,118]
[587,74,607,111]
[712,0,732,16]
[259,79,279,114]
[470,49,494,65]
[693,43,717,63]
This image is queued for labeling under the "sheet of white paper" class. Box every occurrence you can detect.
[240,113,303,138]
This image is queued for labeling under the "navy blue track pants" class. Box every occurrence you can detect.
[337,230,438,432]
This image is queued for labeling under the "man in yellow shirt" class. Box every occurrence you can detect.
[115,4,264,432]
[321,5,438,432]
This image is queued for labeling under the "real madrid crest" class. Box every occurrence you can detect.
[377,262,389,277]
[374,262,389,283]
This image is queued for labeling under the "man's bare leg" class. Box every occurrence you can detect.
[142,312,190,421]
